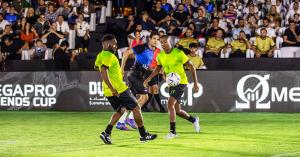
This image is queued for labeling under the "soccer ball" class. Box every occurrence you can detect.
[166,72,181,87]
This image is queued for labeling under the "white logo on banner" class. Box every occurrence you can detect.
[89,82,110,106]
[160,83,203,106]
[236,74,271,109]
[0,84,56,107]
[236,74,300,109]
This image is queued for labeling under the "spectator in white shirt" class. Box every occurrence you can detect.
[256,18,276,39]
[75,14,90,53]
[0,13,10,31]
[56,15,70,37]
[286,2,300,24]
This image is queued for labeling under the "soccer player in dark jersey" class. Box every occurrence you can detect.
[115,32,161,130]
[144,35,200,139]
[95,34,157,144]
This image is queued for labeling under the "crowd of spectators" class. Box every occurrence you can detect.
[0,0,95,70]
[1,0,300,70]
[122,0,300,68]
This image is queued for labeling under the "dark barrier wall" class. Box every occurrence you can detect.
[5,59,300,71]
[1,71,300,112]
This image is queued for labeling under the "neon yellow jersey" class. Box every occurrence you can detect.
[95,50,128,97]
[157,48,189,84]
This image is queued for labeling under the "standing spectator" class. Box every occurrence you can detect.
[75,13,90,53]
[253,28,275,58]
[56,15,70,37]
[173,3,190,26]
[150,0,167,25]
[0,13,10,31]
[33,14,50,37]
[204,29,225,58]
[45,4,58,23]
[54,40,77,70]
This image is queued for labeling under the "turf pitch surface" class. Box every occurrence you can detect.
[0,112,300,157]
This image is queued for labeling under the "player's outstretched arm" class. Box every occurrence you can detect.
[120,49,134,74]
[143,65,162,88]
[100,65,118,96]
[184,61,199,93]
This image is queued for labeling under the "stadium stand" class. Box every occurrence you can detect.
[1,0,300,71]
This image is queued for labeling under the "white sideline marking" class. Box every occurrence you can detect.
[271,152,300,157]
[0,140,17,145]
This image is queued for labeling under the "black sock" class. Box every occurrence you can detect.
[188,116,196,123]
[138,126,147,137]
[170,122,176,134]
[105,124,113,135]
[154,94,165,112]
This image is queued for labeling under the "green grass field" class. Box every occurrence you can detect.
[0,112,300,157]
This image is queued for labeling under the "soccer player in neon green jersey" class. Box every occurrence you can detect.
[144,35,200,139]
[95,34,157,144]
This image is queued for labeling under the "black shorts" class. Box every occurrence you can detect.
[106,89,138,112]
[146,71,164,86]
[169,84,187,102]
[127,70,148,95]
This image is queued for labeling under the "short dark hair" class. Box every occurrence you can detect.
[60,40,69,47]
[263,17,269,22]
[101,34,116,43]
[150,31,160,38]
[189,43,198,49]
[3,35,13,42]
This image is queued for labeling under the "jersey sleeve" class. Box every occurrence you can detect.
[95,53,112,71]
[180,50,189,64]
[94,54,102,70]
